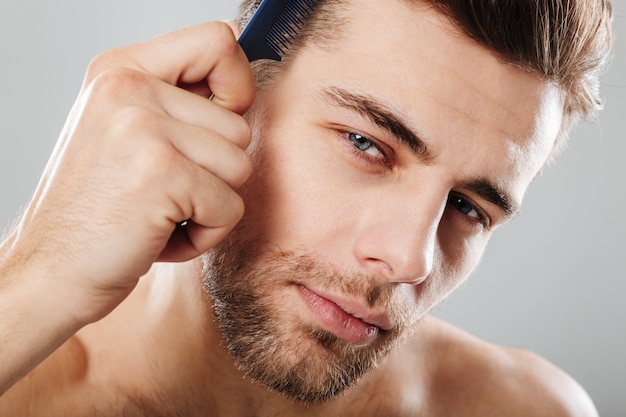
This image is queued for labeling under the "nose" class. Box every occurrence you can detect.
[352,183,445,285]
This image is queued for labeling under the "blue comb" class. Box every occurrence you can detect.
[238,0,318,62]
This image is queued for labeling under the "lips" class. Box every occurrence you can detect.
[296,284,391,345]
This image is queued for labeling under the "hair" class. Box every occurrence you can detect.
[236,0,613,154]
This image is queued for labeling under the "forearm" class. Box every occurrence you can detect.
[0,232,85,395]
[0,20,254,398]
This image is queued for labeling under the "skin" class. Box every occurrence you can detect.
[0,1,599,416]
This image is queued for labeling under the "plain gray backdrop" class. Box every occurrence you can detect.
[0,1,623,415]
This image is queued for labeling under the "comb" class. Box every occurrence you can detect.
[238,0,318,62]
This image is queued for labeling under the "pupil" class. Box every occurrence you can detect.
[349,133,370,151]
[454,197,472,215]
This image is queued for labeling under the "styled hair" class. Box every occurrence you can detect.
[236,0,613,151]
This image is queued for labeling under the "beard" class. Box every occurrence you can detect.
[201,223,420,405]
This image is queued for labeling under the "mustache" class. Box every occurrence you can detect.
[278,251,390,307]
[275,251,418,330]
[205,227,419,332]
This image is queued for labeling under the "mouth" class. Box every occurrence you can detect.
[296,284,392,346]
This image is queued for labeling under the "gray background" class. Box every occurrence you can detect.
[0,1,623,415]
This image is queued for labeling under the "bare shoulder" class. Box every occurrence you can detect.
[0,336,94,417]
[398,316,599,417]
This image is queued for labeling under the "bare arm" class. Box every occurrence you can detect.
[0,22,255,395]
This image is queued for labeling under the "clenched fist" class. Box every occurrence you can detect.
[0,22,255,393]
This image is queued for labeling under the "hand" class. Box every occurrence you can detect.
[5,22,255,323]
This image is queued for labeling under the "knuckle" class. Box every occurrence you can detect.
[205,21,240,57]
[88,66,154,103]
[111,106,159,139]
[107,107,175,181]
[85,48,134,83]
[129,139,178,190]
[234,151,253,188]
[85,51,117,82]
[231,116,253,148]
[229,193,246,223]
[141,135,176,170]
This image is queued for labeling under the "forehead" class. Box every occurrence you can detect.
[281,0,563,199]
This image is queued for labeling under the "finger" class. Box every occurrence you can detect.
[158,115,252,190]
[157,167,245,262]
[223,20,242,39]
[119,22,256,114]
[153,80,253,150]
[159,220,234,262]
[82,65,252,151]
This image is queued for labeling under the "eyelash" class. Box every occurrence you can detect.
[447,193,489,229]
[343,131,392,168]
[342,130,490,229]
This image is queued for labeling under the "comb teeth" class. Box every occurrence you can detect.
[266,0,317,57]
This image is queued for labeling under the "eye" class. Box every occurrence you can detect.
[447,193,488,228]
[348,132,385,161]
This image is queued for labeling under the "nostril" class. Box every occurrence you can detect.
[367,257,393,274]
[362,257,428,285]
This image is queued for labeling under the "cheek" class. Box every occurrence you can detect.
[417,231,488,311]
[240,133,344,246]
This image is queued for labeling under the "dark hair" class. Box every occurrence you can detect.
[237,0,613,150]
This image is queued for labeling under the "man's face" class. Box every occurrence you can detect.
[203,0,562,404]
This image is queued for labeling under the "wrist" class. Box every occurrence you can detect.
[0,234,89,393]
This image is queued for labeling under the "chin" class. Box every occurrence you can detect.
[230,317,403,405]
[200,230,415,404]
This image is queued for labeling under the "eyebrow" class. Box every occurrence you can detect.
[460,178,520,219]
[319,86,434,163]
[318,86,519,219]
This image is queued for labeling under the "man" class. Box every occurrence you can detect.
[0,0,613,415]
